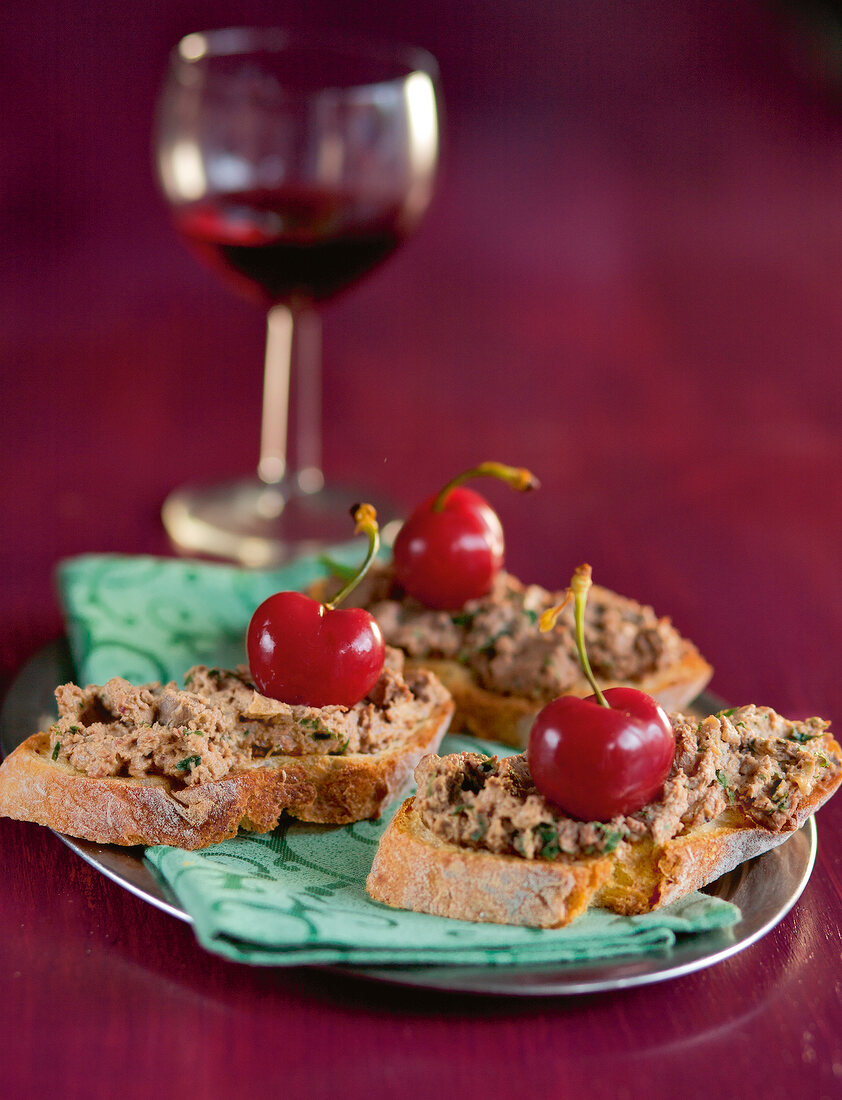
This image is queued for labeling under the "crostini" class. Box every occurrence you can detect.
[0,648,453,849]
[366,705,841,927]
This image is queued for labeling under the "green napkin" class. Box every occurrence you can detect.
[57,551,741,968]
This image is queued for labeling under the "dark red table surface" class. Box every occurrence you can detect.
[2,1,841,1096]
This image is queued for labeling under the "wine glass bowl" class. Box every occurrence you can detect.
[154,29,440,565]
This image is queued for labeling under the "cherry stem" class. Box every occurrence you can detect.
[540,564,609,708]
[431,461,540,512]
[571,564,609,707]
[325,503,381,609]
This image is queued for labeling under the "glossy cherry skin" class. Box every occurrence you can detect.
[247,591,385,708]
[393,486,505,609]
[527,687,675,821]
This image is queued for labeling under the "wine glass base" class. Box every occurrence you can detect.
[162,477,401,568]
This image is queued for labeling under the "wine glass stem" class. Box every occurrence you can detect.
[294,307,324,494]
[257,302,323,493]
[258,304,292,486]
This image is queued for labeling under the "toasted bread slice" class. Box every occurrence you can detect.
[366,713,842,927]
[0,699,453,849]
[366,798,613,928]
[405,648,712,748]
[367,768,835,928]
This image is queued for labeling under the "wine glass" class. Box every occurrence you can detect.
[154,28,441,566]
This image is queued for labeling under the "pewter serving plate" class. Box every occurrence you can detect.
[0,640,817,996]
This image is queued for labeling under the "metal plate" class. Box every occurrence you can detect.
[0,639,818,995]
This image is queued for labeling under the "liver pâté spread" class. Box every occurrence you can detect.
[415,707,838,859]
[339,564,689,699]
[48,648,449,788]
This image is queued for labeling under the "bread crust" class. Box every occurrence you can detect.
[0,699,453,849]
[407,646,713,748]
[366,799,613,928]
[367,732,842,927]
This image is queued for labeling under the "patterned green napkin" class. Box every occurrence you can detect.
[57,552,741,968]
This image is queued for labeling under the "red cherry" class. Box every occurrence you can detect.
[528,686,675,821]
[394,487,503,609]
[246,503,386,708]
[247,590,385,708]
[393,462,539,609]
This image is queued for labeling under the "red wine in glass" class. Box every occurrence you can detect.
[174,187,409,305]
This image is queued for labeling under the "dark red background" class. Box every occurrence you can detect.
[1,2,841,1097]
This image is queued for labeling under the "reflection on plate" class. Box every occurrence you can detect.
[0,639,817,996]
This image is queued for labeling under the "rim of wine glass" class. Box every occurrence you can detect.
[169,26,440,91]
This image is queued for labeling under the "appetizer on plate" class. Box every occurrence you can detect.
[366,566,842,927]
[0,651,452,850]
[367,705,840,928]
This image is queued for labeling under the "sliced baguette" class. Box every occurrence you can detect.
[405,647,712,748]
[367,725,842,928]
[0,699,453,850]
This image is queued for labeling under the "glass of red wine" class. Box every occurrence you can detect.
[155,28,440,565]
